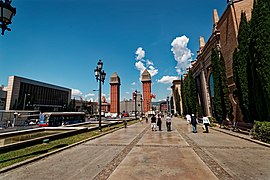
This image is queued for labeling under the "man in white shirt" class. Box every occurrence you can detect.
[202,116,210,133]
[186,114,191,125]
[166,114,172,131]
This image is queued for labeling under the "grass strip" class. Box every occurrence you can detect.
[0,119,139,169]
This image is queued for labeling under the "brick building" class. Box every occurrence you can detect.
[189,0,253,120]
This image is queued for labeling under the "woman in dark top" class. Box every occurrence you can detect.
[157,114,162,131]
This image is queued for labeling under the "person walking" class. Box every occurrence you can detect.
[191,114,198,133]
[186,114,191,125]
[203,116,210,133]
[151,115,157,131]
[166,114,172,131]
[157,114,162,131]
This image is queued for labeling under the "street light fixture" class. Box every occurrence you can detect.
[0,0,16,35]
[94,59,106,131]
[133,90,138,119]
[166,96,169,114]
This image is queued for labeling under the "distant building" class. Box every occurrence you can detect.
[5,76,71,112]
[120,93,143,115]
[0,85,7,110]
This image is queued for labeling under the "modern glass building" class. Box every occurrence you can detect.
[5,76,71,112]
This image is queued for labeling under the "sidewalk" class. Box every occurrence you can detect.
[210,125,270,148]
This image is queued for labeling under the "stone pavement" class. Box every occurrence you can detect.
[0,117,269,180]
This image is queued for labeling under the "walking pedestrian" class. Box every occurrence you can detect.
[166,114,172,131]
[191,114,198,133]
[157,114,162,131]
[186,114,191,125]
[202,116,210,133]
[151,115,157,131]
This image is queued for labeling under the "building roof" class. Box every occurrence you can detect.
[110,72,120,84]
[141,69,151,82]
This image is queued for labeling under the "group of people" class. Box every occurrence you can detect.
[150,113,172,131]
[186,114,210,133]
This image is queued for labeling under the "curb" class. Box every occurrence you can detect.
[0,123,129,174]
[211,127,270,148]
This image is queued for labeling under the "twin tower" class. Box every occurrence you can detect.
[110,69,152,115]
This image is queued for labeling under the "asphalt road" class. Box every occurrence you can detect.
[0,117,269,180]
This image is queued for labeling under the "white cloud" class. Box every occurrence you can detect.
[135,47,145,60]
[167,87,172,91]
[171,35,193,75]
[146,59,154,66]
[125,92,130,94]
[84,93,95,98]
[134,47,158,79]
[71,89,83,99]
[157,76,179,84]
[131,82,137,86]
[135,61,146,75]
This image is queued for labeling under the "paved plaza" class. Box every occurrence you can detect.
[0,117,270,180]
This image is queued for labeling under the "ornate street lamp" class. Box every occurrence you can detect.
[0,0,16,35]
[94,59,106,131]
[133,90,138,119]
[166,96,169,114]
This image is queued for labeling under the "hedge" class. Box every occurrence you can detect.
[251,121,270,143]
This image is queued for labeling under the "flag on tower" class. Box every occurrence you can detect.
[150,93,156,99]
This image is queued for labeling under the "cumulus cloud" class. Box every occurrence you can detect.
[135,47,145,60]
[131,82,137,85]
[135,61,146,74]
[72,89,83,99]
[146,60,154,66]
[85,93,95,98]
[134,47,158,79]
[148,65,158,77]
[171,35,193,75]
[157,76,179,84]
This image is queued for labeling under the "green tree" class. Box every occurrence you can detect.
[250,0,270,121]
[181,70,197,115]
[174,88,181,115]
[233,12,254,123]
[211,48,230,123]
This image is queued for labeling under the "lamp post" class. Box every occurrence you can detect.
[140,96,143,117]
[133,90,137,119]
[0,0,16,35]
[166,96,169,114]
[23,93,30,110]
[94,60,106,131]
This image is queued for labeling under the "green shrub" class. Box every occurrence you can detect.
[251,121,270,143]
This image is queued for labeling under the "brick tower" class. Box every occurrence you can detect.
[110,72,121,115]
[141,69,151,113]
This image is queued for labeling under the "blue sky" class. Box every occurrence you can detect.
[0,0,227,102]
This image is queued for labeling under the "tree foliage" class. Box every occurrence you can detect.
[233,12,255,123]
[211,48,230,123]
[181,70,197,115]
[174,88,181,115]
[249,0,270,121]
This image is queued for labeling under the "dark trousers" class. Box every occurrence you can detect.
[166,122,171,131]
[204,123,209,133]
[158,123,162,131]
